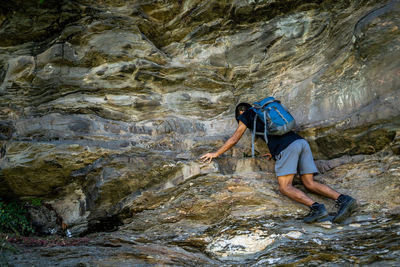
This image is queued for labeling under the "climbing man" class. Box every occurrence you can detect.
[200,102,357,223]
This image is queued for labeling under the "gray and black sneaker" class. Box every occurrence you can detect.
[303,203,329,223]
[333,194,357,223]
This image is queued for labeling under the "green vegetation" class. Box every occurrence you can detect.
[0,198,34,236]
[30,198,42,207]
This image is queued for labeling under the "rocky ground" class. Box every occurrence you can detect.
[2,150,400,266]
[0,0,399,265]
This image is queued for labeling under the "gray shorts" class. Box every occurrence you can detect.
[275,139,319,177]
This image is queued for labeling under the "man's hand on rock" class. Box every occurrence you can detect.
[200,152,218,163]
[262,153,272,160]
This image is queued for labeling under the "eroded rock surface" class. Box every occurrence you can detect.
[0,0,400,265]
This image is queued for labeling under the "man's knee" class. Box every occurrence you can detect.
[303,180,316,190]
[278,174,295,196]
[301,174,316,190]
[279,184,292,196]
[279,185,286,195]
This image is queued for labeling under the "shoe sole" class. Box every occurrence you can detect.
[317,215,335,223]
[333,199,357,223]
[303,211,329,224]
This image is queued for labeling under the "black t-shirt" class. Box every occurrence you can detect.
[238,109,303,159]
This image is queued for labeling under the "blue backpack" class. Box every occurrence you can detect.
[250,97,296,157]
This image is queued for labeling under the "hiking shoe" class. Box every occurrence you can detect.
[333,195,357,223]
[303,203,329,223]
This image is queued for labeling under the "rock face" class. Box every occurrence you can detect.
[0,0,400,264]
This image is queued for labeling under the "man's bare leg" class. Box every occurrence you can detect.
[278,174,330,223]
[277,174,315,207]
[301,174,340,200]
[301,173,357,223]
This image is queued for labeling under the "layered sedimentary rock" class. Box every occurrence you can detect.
[0,0,399,242]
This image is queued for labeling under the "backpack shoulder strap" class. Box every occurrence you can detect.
[251,111,269,158]
[252,113,257,158]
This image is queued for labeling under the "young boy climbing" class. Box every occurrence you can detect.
[200,102,357,223]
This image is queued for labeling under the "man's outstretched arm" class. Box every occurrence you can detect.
[200,121,247,163]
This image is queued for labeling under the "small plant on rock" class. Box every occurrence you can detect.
[0,198,34,235]
[30,198,42,207]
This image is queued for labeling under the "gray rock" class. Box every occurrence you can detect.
[0,1,399,258]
